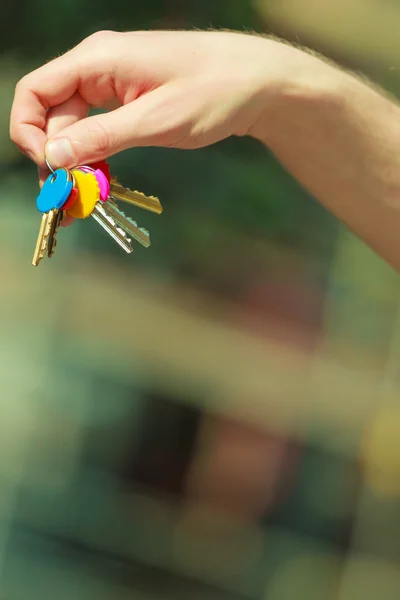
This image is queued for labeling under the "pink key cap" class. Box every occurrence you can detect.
[78,166,110,202]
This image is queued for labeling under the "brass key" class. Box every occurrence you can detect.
[47,211,64,258]
[110,177,163,215]
[32,209,58,267]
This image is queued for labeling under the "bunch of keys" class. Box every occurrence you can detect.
[32,160,163,266]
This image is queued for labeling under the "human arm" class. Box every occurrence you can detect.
[251,49,400,272]
[10,30,400,270]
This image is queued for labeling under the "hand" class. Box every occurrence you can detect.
[10,30,288,179]
[12,29,400,271]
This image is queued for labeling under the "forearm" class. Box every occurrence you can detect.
[253,44,400,271]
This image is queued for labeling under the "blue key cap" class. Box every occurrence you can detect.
[36,168,73,213]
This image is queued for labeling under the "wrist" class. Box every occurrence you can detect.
[248,41,350,148]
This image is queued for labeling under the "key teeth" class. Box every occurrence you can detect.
[114,203,148,236]
[94,203,132,245]
[91,208,133,254]
[103,199,151,247]
[32,210,56,266]
[47,210,63,258]
[48,237,57,257]
[110,179,162,214]
[132,188,158,202]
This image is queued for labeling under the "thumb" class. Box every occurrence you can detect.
[45,87,181,167]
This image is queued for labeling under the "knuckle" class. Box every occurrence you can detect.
[84,30,117,47]
[88,120,114,155]
[9,122,18,144]
[78,30,120,66]
[9,119,23,148]
[14,75,29,94]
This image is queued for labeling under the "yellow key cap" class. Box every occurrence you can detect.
[67,170,100,219]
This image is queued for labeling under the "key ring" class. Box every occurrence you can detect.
[46,159,75,187]
[45,157,55,174]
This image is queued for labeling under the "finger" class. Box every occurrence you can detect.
[39,93,89,228]
[46,92,89,138]
[45,85,191,167]
[38,92,89,185]
[10,53,81,167]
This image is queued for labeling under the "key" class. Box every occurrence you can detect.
[103,199,151,248]
[78,166,110,201]
[47,210,64,258]
[67,170,100,219]
[91,203,133,254]
[33,169,73,266]
[61,187,78,211]
[37,168,73,213]
[32,209,58,266]
[90,160,111,183]
[110,177,163,214]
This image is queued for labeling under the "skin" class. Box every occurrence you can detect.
[10,30,400,270]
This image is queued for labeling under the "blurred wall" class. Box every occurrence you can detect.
[1,1,400,599]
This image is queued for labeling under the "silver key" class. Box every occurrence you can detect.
[91,203,133,254]
[103,199,151,248]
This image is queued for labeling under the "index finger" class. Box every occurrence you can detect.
[10,53,80,167]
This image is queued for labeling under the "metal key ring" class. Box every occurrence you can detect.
[76,165,96,173]
[45,157,55,174]
[46,163,75,188]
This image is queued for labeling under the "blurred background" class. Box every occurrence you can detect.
[1,1,400,598]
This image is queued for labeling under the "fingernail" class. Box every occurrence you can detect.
[46,137,76,168]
